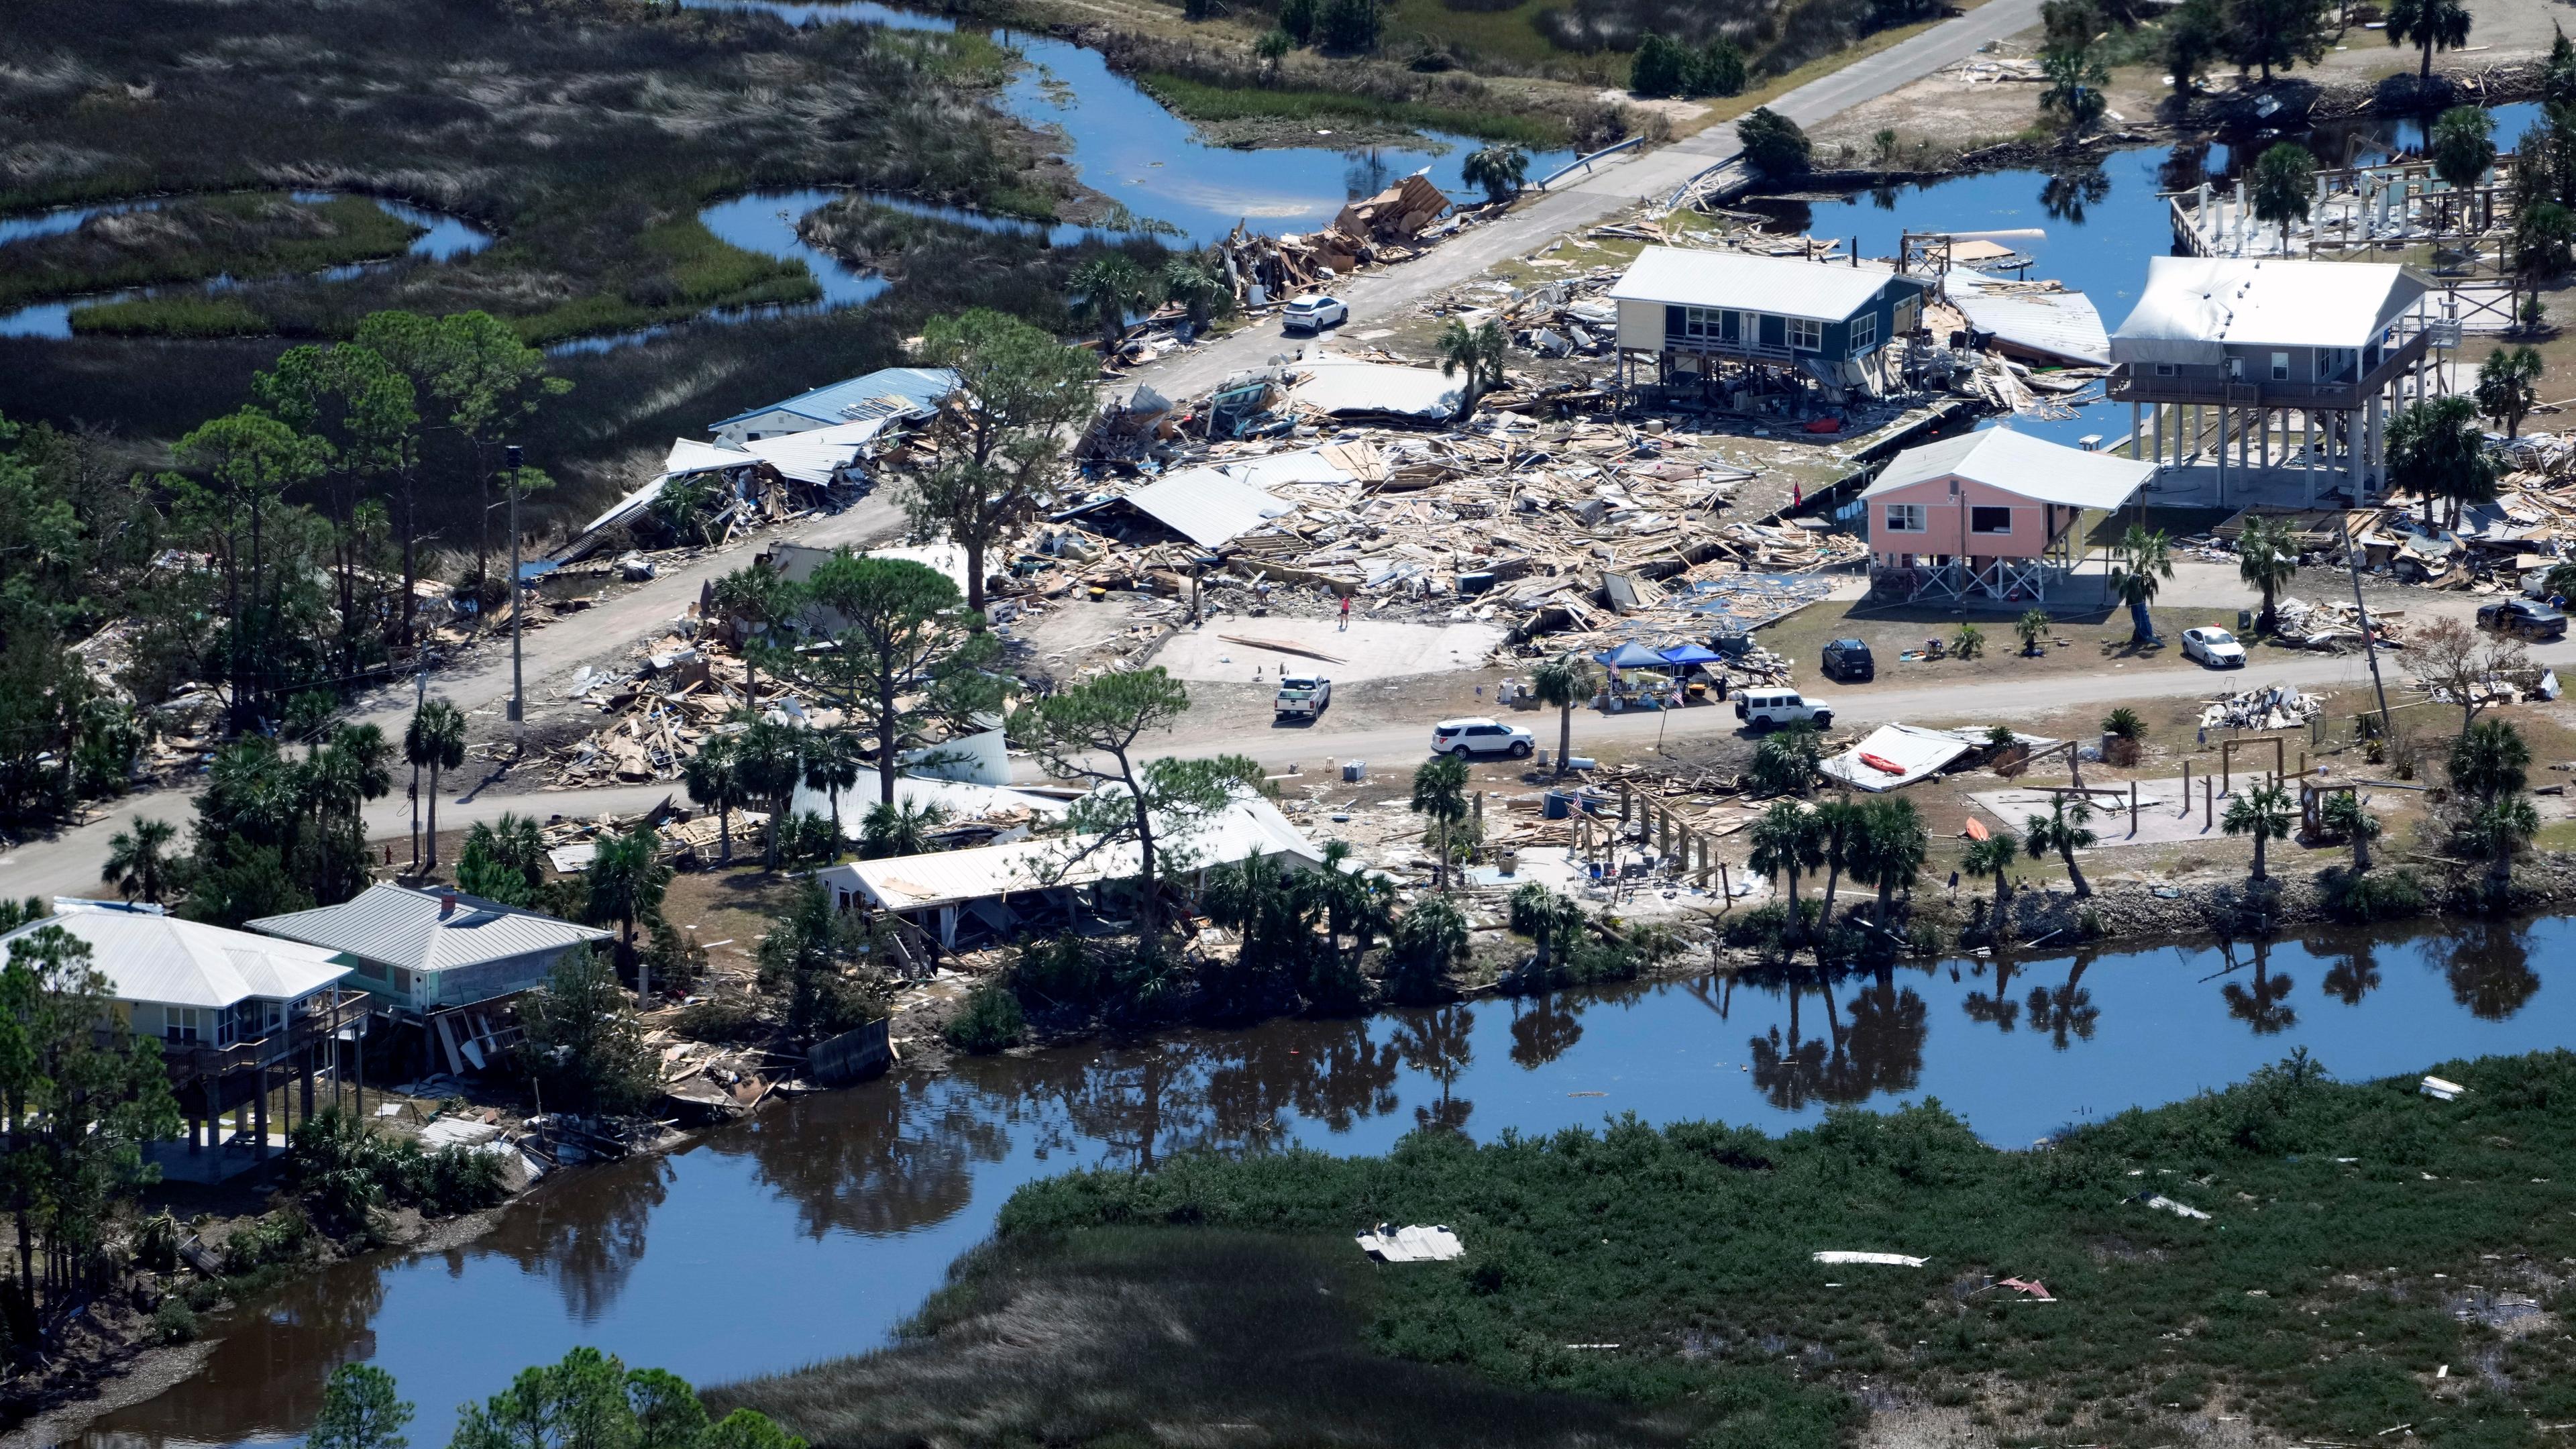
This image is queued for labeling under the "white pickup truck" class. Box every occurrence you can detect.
[1274,675,1332,719]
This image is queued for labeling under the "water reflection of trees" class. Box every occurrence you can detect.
[1961,957,2024,1032]
[487,1155,672,1323]
[99,1258,390,1443]
[2438,918,2541,1021]
[2158,142,2210,194]
[1742,962,1929,1109]
[1395,1005,1476,1134]
[1509,993,1585,1069]
[2025,952,2100,1050]
[2039,164,2110,225]
[1344,148,1393,200]
[2314,936,2382,1006]
[2216,937,2298,1035]
[714,1077,1009,1240]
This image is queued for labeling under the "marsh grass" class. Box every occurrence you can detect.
[70,295,270,338]
[1138,72,1570,144]
[706,1230,1708,1449]
[0,195,420,308]
[743,1049,2576,1449]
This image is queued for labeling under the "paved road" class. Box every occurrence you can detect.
[1117,0,2046,407]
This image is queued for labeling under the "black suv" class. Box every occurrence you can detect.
[2478,598,2569,641]
[1821,637,1875,682]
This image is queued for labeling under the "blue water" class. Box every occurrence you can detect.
[80,910,2576,1449]
[0,191,497,339]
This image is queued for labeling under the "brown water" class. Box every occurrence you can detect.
[75,913,2572,1449]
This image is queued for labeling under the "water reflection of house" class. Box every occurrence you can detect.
[9,901,366,1165]
[1862,428,2151,603]
[251,882,608,1076]
[2108,258,2440,506]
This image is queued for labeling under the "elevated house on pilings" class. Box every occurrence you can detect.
[1607,248,1931,409]
[2108,258,2444,508]
[1861,428,2153,603]
[7,901,367,1166]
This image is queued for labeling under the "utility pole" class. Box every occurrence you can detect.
[505,443,525,752]
[2336,511,2395,741]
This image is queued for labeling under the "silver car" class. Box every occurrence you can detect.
[2182,626,2247,667]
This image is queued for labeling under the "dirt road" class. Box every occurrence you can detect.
[1116,0,2046,407]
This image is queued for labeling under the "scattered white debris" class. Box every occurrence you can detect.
[2421,1075,2469,1101]
[1357,1224,1464,1262]
[1812,1250,1929,1267]
[2139,1193,2212,1221]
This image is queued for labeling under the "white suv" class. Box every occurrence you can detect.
[1431,717,1535,757]
[1733,688,1833,731]
[1283,294,1349,332]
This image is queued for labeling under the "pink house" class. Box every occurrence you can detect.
[1862,428,2153,602]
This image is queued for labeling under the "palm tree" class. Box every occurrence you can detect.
[2320,791,2381,872]
[1162,256,1228,331]
[102,816,178,904]
[860,798,950,859]
[730,718,808,870]
[2449,716,2531,802]
[1748,800,1827,945]
[1813,797,1864,932]
[2249,142,2316,255]
[457,812,546,906]
[2386,0,2473,85]
[1853,797,1927,930]
[2465,796,2540,892]
[1460,143,1529,205]
[2108,525,2173,646]
[2016,607,2052,657]
[1436,317,1507,418]
[2235,515,2297,636]
[682,735,743,865]
[586,823,671,1000]
[2387,394,2498,531]
[1409,752,1471,892]
[2100,706,2147,766]
[1070,254,1152,360]
[1528,654,1595,776]
[800,730,864,845]
[2475,345,2542,439]
[402,698,466,872]
[711,561,801,706]
[2023,797,2097,897]
[2222,780,2294,881]
[1963,830,2020,934]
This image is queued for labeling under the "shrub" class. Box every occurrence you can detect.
[1738,107,1811,179]
[674,998,771,1044]
[152,1298,199,1344]
[221,1210,312,1274]
[2327,867,2426,921]
[1012,931,1106,1009]
[944,982,1026,1053]
[412,1144,510,1216]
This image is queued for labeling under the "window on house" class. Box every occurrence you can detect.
[1666,307,1741,342]
[1788,317,1823,352]
[1848,311,1878,354]
[1884,503,1926,533]
[1970,506,2012,534]
[166,1008,200,1044]
[2271,351,2290,381]
[2155,363,2178,376]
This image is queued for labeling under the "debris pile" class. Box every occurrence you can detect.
[2269,595,2404,651]
[2199,683,2323,731]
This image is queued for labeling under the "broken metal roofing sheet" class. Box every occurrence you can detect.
[1819,723,1976,793]
[824,793,1322,912]
[252,882,608,974]
[708,366,957,430]
[1118,468,1297,549]
[2109,258,2428,365]
[1606,246,1925,322]
[1287,357,1463,421]
[1862,427,2154,512]
[5,908,350,1010]
[741,418,888,484]
[1947,276,2110,366]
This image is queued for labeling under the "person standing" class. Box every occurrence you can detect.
[1338,594,1352,631]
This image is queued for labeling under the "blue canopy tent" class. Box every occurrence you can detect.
[1658,644,1723,670]
[1597,642,1666,670]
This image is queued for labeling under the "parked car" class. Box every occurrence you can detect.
[1821,637,1874,682]
[1733,689,1833,731]
[1274,675,1332,718]
[2479,597,2569,640]
[1282,294,1349,332]
[2181,626,2247,668]
[1431,717,1535,757]
[1709,631,1754,659]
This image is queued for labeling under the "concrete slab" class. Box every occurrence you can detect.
[1970,775,2239,849]
[1148,617,1507,685]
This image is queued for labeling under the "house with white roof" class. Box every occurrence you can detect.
[3,902,367,1159]
[1608,247,1931,400]
[812,789,1324,949]
[708,366,957,445]
[250,883,609,1073]
[2108,258,2440,504]
[1861,429,2155,603]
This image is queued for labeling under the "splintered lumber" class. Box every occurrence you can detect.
[1219,634,1349,665]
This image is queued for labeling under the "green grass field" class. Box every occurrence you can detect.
[1138,72,1573,144]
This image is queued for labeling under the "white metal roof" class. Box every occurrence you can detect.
[1287,357,1462,421]
[791,775,1071,844]
[250,882,608,974]
[1607,247,1923,322]
[1116,468,1297,549]
[2110,257,2428,365]
[1947,274,2110,366]
[1862,427,2154,511]
[741,419,888,484]
[4,909,350,1010]
[821,792,1322,912]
